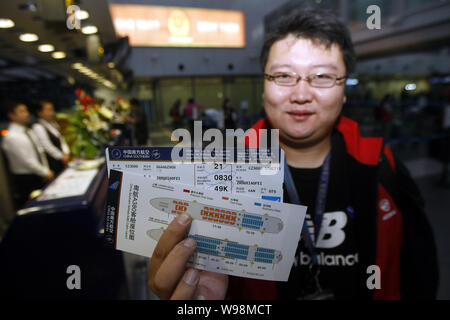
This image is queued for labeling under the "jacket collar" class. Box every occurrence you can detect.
[250,116,383,166]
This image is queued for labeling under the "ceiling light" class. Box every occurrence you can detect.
[81,25,98,35]
[79,67,91,73]
[19,2,37,12]
[19,33,39,42]
[51,51,66,59]
[0,18,15,28]
[75,10,89,20]
[346,78,359,86]
[107,62,115,68]
[72,63,83,69]
[38,44,55,52]
[405,83,416,91]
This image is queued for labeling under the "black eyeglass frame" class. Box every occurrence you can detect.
[263,72,347,88]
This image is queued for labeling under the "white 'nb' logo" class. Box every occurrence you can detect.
[315,211,347,249]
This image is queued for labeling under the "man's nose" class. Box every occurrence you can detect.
[289,78,314,104]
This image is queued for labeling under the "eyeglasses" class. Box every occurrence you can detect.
[264,72,347,88]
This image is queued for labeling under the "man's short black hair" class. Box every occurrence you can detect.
[32,100,52,114]
[260,9,356,74]
[1,99,25,121]
[3,99,23,115]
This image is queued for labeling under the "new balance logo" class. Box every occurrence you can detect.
[379,198,396,221]
[296,251,359,267]
[315,211,347,249]
[294,211,353,267]
[379,199,390,212]
[382,210,396,221]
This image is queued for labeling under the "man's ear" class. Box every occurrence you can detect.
[343,95,347,104]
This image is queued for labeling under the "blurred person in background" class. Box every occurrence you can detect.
[375,94,394,140]
[184,98,198,137]
[32,100,70,176]
[130,98,149,146]
[2,100,54,209]
[222,98,237,130]
[170,99,183,130]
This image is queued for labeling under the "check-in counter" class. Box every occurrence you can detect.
[0,160,126,299]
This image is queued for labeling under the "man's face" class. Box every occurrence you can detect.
[9,104,30,126]
[38,102,55,122]
[263,35,347,146]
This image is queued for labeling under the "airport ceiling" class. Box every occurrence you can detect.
[0,0,121,87]
[0,0,449,83]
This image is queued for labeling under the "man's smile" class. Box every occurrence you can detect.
[286,109,316,121]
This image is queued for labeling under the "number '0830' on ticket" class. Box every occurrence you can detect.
[104,169,306,281]
[105,146,284,202]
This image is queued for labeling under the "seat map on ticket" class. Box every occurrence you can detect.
[104,169,306,281]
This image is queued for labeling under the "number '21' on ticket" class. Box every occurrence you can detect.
[105,146,285,202]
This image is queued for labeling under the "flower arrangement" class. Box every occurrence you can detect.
[57,89,114,159]
[113,97,132,123]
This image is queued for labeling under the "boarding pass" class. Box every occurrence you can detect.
[104,169,306,281]
[105,146,284,201]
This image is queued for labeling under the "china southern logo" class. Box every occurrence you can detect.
[109,181,120,190]
[111,149,122,159]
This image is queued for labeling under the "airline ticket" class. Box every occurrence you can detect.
[104,169,306,281]
[105,146,284,201]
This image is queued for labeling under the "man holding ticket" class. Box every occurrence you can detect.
[148,9,438,300]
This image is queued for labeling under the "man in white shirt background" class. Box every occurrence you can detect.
[32,100,70,176]
[1,100,54,209]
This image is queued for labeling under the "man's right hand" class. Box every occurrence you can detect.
[149,213,228,300]
[61,154,70,166]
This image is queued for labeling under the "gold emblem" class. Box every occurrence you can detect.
[168,9,190,37]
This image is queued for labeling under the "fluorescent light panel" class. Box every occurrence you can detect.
[38,44,55,52]
[0,18,15,28]
[19,33,38,42]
